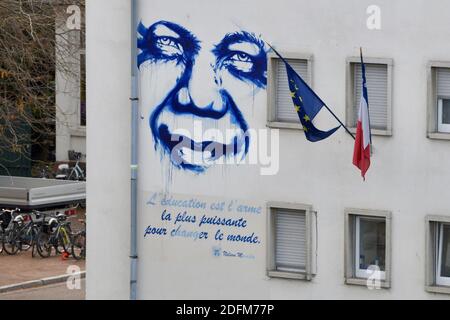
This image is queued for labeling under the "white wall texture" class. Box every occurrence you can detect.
[86,0,131,300]
[87,0,450,299]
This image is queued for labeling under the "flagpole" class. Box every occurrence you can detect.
[360,47,373,154]
[266,42,355,140]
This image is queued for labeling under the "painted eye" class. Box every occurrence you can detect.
[227,52,253,72]
[232,52,251,62]
[159,37,173,45]
[155,36,183,56]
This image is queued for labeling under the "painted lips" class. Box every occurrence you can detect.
[150,91,249,173]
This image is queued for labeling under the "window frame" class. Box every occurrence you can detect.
[345,57,393,137]
[437,98,450,133]
[267,201,316,281]
[427,62,450,140]
[344,208,392,288]
[354,215,387,280]
[267,52,313,130]
[425,215,450,294]
[437,223,450,286]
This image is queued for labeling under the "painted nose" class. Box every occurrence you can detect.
[183,53,221,110]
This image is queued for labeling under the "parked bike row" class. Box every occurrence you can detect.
[0,207,86,260]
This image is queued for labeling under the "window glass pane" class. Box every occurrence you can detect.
[442,99,450,124]
[440,224,450,277]
[80,53,86,126]
[358,218,386,271]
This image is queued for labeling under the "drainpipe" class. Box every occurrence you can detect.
[130,0,139,301]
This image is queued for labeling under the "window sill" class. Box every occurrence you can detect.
[426,285,450,295]
[69,127,86,137]
[267,121,303,130]
[268,270,312,281]
[345,277,390,289]
[348,127,392,137]
[427,132,450,141]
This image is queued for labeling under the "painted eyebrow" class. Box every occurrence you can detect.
[154,24,180,38]
[228,42,260,56]
[150,21,199,46]
[213,31,265,57]
[137,21,201,67]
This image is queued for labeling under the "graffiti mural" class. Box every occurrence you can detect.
[138,20,267,173]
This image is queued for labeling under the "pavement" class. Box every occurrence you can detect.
[0,250,85,287]
[0,279,85,300]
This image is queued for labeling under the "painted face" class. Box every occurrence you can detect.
[138,20,267,173]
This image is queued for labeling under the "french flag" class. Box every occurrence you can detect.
[352,49,371,180]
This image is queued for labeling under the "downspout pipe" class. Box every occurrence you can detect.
[130,0,139,300]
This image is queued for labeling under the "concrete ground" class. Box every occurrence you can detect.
[0,279,85,300]
[0,250,85,287]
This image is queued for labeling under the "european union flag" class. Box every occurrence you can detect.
[285,64,340,142]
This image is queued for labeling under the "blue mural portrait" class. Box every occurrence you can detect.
[138,20,267,173]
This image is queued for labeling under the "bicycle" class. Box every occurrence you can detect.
[36,212,74,258]
[0,208,19,254]
[39,165,54,179]
[29,210,53,258]
[1,208,29,255]
[55,151,85,181]
[1,209,45,255]
[72,218,86,260]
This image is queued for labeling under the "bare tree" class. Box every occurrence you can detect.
[0,0,84,173]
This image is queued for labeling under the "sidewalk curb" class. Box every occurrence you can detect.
[0,271,86,294]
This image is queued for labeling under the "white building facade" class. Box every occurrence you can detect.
[86,0,450,299]
[56,4,86,162]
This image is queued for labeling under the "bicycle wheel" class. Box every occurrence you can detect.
[3,229,20,255]
[72,231,86,260]
[19,226,33,251]
[56,226,72,255]
[31,242,38,258]
[36,232,52,258]
[30,226,40,258]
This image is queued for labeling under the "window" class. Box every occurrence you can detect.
[345,208,391,288]
[346,57,393,136]
[355,216,386,279]
[425,216,450,294]
[267,202,316,280]
[79,12,86,127]
[427,63,450,139]
[267,53,312,129]
[80,51,86,127]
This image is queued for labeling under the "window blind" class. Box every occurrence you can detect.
[437,67,450,97]
[275,209,307,272]
[353,63,388,130]
[275,58,309,123]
